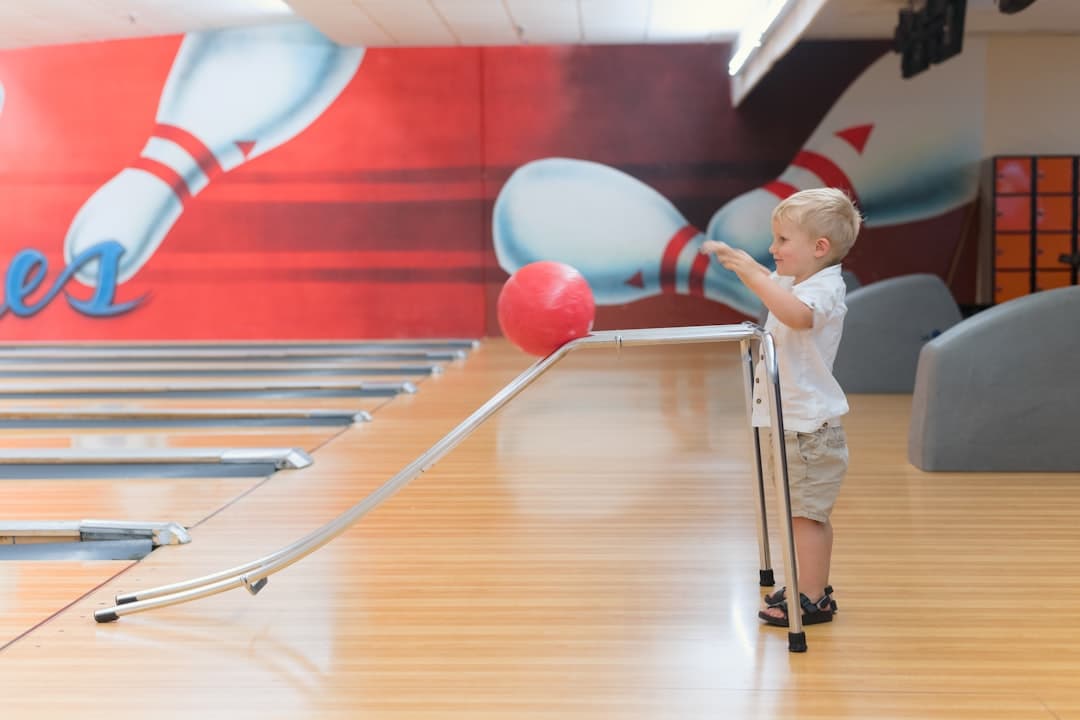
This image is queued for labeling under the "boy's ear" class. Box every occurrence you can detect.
[814,236,831,258]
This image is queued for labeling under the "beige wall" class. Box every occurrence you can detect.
[985,35,1080,155]
[974,35,1080,302]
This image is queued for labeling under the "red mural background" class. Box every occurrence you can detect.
[0,34,972,339]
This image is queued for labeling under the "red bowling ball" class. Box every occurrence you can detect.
[497,261,595,357]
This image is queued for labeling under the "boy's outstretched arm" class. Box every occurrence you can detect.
[701,240,813,329]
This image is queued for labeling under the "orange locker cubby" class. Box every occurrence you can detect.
[994,196,1031,231]
[1036,195,1072,231]
[1035,234,1073,269]
[992,155,1079,303]
[1035,270,1072,292]
[994,271,1031,304]
[995,157,1031,194]
[1037,157,1074,194]
[995,234,1030,269]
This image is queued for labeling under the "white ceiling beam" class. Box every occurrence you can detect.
[730,0,829,108]
[647,0,750,42]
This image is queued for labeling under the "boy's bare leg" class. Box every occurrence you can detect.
[760,516,832,620]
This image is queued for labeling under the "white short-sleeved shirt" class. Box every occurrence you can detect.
[751,264,849,432]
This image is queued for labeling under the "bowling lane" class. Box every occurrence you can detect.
[0,366,440,414]
[0,475,264,527]
[0,562,134,649]
[0,395,390,412]
[0,361,444,378]
[0,407,371,430]
[0,471,277,649]
[0,427,341,453]
[0,378,416,400]
[0,348,467,363]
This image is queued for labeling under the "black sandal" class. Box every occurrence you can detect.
[764,584,837,612]
[758,592,835,627]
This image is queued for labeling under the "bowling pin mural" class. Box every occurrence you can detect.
[495,40,986,316]
[65,23,364,287]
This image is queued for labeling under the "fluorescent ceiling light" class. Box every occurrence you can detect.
[648,0,756,39]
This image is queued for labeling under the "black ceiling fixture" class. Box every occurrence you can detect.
[996,0,1039,14]
[894,0,967,79]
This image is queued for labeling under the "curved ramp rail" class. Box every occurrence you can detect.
[93,324,807,651]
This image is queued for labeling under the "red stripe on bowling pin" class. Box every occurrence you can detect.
[761,123,874,203]
[791,151,859,203]
[131,157,191,203]
[659,225,699,294]
[130,123,230,205]
[154,123,224,180]
[688,252,711,297]
[763,180,799,199]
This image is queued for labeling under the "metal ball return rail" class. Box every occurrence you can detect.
[94,323,808,652]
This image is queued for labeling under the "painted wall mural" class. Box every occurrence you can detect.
[66,24,364,288]
[494,43,986,317]
[0,22,984,339]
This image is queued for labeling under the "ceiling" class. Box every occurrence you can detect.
[0,0,753,50]
[0,0,1076,51]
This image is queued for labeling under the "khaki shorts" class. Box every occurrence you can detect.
[760,423,848,523]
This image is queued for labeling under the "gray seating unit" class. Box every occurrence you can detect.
[909,285,1080,472]
[834,274,962,393]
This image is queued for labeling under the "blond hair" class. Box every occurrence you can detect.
[771,188,862,263]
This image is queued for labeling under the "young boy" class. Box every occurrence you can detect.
[701,187,861,628]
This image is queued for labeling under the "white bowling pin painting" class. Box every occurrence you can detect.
[64,23,364,287]
[0,30,989,334]
[495,40,986,316]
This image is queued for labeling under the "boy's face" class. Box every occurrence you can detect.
[769,216,831,283]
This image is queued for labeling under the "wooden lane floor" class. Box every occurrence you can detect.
[0,562,135,652]
[4,340,1079,718]
[0,396,395,413]
[0,338,522,708]
[0,349,469,662]
[0,426,336,650]
[0,378,417,400]
[0,364,450,413]
[0,471,312,653]
[0,350,459,418]
[0,474,276,528]
[0,427,342,452]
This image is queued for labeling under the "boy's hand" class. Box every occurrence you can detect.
[701,240,765,280]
